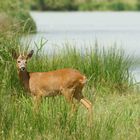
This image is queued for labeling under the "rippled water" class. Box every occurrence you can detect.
[22,11,140,82]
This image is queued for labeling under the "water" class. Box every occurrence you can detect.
[22,11,140,82]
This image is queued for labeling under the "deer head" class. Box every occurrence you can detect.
[12,50,34,72]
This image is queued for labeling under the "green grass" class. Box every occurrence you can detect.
[1,1,139,138]
[0,88,140,140]
[0,33,140,140]
[0,0,36,34]
[25,43,133,94]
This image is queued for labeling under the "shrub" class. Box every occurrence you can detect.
[0,0,36,34]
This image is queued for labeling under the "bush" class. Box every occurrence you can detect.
[109,1,135,11]
[0,0,36,34]
[10,10,36,34]
[31,0,78,11]
[30,0,139,11]
[136,0,140,10]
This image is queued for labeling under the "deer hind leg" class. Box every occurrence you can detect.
[61,88,77,114]
[80,98,93,126]
[74,91,93,126]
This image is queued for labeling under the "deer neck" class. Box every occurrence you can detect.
[18,70,30,91]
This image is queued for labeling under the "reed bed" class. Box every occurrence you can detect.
[0,35,140,140]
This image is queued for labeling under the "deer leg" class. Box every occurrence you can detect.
[61,88,77,114]
[32,95,41,113]
[80,98,93,126]
[82,98,92,106]
[74,92,93,126]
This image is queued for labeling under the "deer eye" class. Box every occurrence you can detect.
[25,61,27,64]
[17,61,20,63]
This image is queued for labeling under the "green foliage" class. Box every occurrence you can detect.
[11,10,36,34]
[136,0,140,10]
[30,0,139,11]
[25,42,133,93]
[0,1,139,138]
[109,1,136,11]
[0,34,134,95]
[0,21,139,139]
[0,87,140,140]
[78,1,137,11]
[0,0,36,34]
[31,0,78,11]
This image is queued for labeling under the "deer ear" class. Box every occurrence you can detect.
[27,50,34,59]
[12,50,18,59]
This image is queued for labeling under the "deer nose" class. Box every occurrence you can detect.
[20,67,25,71]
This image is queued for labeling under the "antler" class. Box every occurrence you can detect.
[18,46,21,56]
[23,46,26,56]
[18,45,26,56]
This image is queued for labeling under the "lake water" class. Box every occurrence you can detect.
[22,11,140,82]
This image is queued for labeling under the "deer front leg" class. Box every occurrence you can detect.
[32,95,42,113]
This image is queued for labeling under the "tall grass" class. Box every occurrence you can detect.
[1,38,133,94]
[0,33,139,140]
[0,1,139,138]
[25,43,133,94]
[0,0,36,34]
[0,86,140,140]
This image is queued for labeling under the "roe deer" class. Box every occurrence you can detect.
[12,50,92,124]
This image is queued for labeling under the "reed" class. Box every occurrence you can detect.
[25,43,133,94]
[0,34,139,140]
